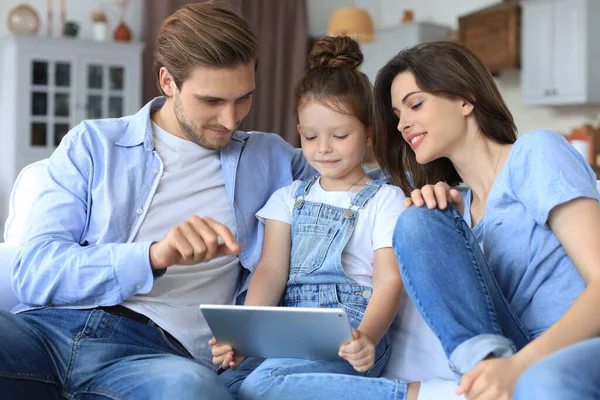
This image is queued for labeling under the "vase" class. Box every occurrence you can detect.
[113,21,132,42]
[63,21,79,37]
[7,4,40,35]
[93,22,108,41]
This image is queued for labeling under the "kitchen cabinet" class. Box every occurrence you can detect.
[458,1,521,73]
[521,0,600,105]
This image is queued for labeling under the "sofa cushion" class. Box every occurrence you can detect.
[3,159,49,248]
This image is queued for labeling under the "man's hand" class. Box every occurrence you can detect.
[338,329,376,373]
[456,355,528,400]
[208,337,245,370]
[150,216,241,270]
[404,182,464,215]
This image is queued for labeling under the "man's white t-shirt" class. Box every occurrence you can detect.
[121,122,241,367]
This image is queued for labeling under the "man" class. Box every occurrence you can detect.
[0,3,313,399]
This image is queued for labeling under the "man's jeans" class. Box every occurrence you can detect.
[514,337,600,400]
[0,308,234,399]
[393,205,532,375]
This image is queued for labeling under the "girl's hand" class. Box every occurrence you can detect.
[456,355,529,400]
[208,337,245,370]
[404,181,464,215]
[338,329,376,373]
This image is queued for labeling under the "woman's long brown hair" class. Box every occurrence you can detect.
[372,41,517,196]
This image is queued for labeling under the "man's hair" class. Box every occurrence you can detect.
[153,1,258,95]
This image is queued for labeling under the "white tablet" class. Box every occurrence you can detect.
[199,304,353,361]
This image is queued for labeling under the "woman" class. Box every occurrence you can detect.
[372,41,600,400]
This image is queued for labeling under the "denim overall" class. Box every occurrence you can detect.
[283,175,391,376]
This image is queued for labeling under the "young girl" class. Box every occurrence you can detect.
[372,41,600,400]
[211,36,405,399]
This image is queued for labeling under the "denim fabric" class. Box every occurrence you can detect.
[284,284,376,329]
[514,337,600,400]
[288,176,386,286]
[239,176,399,399]
[239,358,407,400]
[393,204,532,375]
[0,308,232,399]
[218,357,265,399]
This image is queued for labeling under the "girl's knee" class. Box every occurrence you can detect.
[238,366,273,400]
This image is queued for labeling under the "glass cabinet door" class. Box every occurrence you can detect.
[84,63,126,120]
[29,59,73,149]
[109,66,124,118]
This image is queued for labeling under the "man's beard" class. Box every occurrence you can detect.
[173,95,234,151]
[178,118,232,150]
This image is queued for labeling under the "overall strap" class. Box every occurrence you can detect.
[293,174,320,209]
[344,179,387,217]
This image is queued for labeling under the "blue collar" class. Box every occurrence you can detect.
[114,96,250,151]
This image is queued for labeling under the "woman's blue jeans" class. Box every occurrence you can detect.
[393,204,532,375]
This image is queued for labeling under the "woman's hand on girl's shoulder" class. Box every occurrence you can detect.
[404,181,464,215]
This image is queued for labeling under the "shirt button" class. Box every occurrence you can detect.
[136,208,143,215]
[153,168,159,174]
[136,284,142,289]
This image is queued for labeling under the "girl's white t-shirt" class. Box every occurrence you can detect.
[256,177,405,287]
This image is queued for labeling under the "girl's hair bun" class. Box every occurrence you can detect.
[308,36,363,70]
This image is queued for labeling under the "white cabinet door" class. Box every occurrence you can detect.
[521,1,555,104]
[552,0,586,101]
[522,0,597,105]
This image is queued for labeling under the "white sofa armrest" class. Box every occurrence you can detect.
[0,243,18,311]
[4,159,48,247]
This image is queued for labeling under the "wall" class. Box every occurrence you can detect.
[307,0,600,135]
[0,0,143,41]
[309,0,498,34]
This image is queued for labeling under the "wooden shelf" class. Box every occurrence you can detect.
[458,1,521,74]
